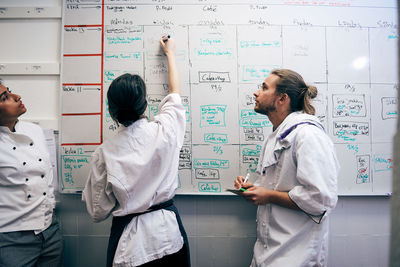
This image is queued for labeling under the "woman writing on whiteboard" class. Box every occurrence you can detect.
[82,36,190,267]
[0,82,63,266]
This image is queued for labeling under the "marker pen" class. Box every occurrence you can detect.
[240,173,250,191]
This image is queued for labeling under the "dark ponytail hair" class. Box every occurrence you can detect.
[271,69,318,115]
[107,73,147,127]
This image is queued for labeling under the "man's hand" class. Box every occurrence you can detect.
[240,186,271,205]
[234,175,253,190]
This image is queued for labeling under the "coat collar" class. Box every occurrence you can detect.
[259,112,323,171]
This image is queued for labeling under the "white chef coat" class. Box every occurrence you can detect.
[0,121,55,234]
[82,93,186,267]
[251,112,339,267]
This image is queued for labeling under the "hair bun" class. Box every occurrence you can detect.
[306,85,318,99]
[107,73,147,127]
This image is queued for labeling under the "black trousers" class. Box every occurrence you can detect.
[106,199,190,267]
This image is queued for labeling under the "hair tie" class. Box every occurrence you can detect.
[301,87,308,96]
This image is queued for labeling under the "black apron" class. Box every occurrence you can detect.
[106,199,190,267]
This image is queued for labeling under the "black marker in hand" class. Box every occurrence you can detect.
[162,35,171,42]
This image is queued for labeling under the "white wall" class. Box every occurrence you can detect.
[0,1,392,266]
[0,1,60,129]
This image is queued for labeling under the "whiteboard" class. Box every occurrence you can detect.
[59,0,397,195]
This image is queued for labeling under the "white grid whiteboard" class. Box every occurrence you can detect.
[59,0,397,195]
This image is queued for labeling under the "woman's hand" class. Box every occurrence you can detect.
[159,35,179,94]
[160,35,176,57]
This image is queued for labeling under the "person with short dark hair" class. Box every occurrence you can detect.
[235,69,339,267]
[82,36,190,267]
[0,82,63,266]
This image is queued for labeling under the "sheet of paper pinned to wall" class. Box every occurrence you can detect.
[59,0,397,195]
[43,129,59,199]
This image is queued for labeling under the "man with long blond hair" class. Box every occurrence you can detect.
[235,69,339,266]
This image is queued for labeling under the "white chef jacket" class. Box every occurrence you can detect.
[251,112,339,267]
[82,93,186,267]
[0,121,55,234]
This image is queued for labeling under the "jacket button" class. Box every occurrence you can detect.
[13,147,16,150]
[23,162,26,165]
[38,158,42,162]
[43,192,46,196]
[27,194,31,198]
[25,178,29,182]
[41,175,45,178]
[30,142,33,146]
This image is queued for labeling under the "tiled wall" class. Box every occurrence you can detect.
[57,195,390,267]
